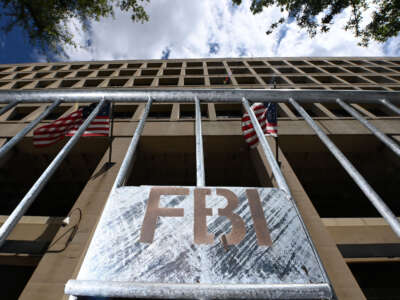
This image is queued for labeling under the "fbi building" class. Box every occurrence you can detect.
[0,57,399,300]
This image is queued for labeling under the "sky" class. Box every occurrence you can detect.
[0,0,399,64]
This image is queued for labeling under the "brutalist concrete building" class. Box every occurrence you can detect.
[0,57,399,300]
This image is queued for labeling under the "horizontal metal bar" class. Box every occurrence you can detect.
[65,280,332,299]
[0,100,61,160]
[195,96,205,187]
[112,96,153,189]
[0,89,398,104]
[379,99,400,115]
[289,97,400,237]
[0,100,106,248]
[242,97,290,194]
[336,98,400,157]
[0,100,19,116]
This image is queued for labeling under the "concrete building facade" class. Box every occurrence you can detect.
[0,57,399,300]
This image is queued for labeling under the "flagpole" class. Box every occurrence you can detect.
[275,135,280,167]
[108,102,114,165]
[271,76,280,167]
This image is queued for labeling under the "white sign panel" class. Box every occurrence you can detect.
[66,186,332,299]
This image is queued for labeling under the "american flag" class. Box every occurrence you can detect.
[33,103,110,147]
[241,102,278,148]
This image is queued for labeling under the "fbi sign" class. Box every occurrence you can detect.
[72,185,331,298]
[140,187,272,246]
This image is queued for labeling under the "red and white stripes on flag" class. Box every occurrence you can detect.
[241,102,277,148]
[33,107,109,147]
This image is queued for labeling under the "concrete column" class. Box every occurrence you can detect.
[253,136,366,300]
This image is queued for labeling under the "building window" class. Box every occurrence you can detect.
[215,104,242,119]
[279,135,400,217]
[119,70,136,77]
[186,68,204,75]
[7,106,38,120]
[166,62,182,68]
[148,104,172,119]
[179,104,208,119]
[0,265,36,299]
[158,77,178,86]
[12,81,33,89]
[0,138,109,217]
[207,61,223,67]
[235,76,260,85]
[113,105,137,119]
[186,62,203,67]
[127,63,142,68]
[83,79,104,88]
[184,77,204,86]
[141,69,158,76]
[126,136,266,187]
[127,136,196,186]
[163,69,181,76]
[348,262,400,300]
[133,78,153,86]
[44,105,72,120]
[203,136,266,187]
[108,78,128,87]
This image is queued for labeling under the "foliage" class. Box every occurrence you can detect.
[0,0,149,53]
[232,0,400,46]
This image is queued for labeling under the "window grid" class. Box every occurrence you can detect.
[0,58,398,91]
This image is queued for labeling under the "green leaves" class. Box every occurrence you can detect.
[232,0,400,46]
[0,0,150,54]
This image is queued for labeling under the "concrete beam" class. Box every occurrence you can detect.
[322,218,400,244]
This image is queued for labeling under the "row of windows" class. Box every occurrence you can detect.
[0,59,399,74]
[1,77,399,91]
[1,65,399,82]
[1,102,397,122]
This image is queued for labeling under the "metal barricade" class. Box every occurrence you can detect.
[0,88,399,299]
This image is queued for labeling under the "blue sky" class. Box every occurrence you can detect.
[0,0,399,64]
[0,17,36,63]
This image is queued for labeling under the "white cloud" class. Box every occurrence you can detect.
[56,0,400,61]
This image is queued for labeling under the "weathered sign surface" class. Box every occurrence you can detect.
[66,186,332,299]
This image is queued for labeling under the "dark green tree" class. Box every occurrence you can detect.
[0,0,149,53]
[232,0,400,46]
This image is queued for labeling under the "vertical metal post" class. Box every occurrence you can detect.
[112,96,153,189]
[243,97,332,288]
[0,100,107,248]
[336,98,400,157]
[0,100,61,160]
[269,77,280,166]
[108,102,114,164]
[242,97,290,194]
[379,98,400,115]
[0,100,19,116]
[289,97,400,237]
[195,96,205,187]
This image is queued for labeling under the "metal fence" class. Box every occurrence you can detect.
[0,89,399,299]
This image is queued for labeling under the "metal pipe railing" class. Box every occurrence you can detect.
[336,98,400,157]
[0,99,107,248]
[289,97,400,237]
[112,97,153,189]
[0,100,61,160]
[379,99,400,115]
[242,97,290,194]
[0,89,398,104]
[0,100,19,116]
[65,280,332,299]
[195,96,205,187]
